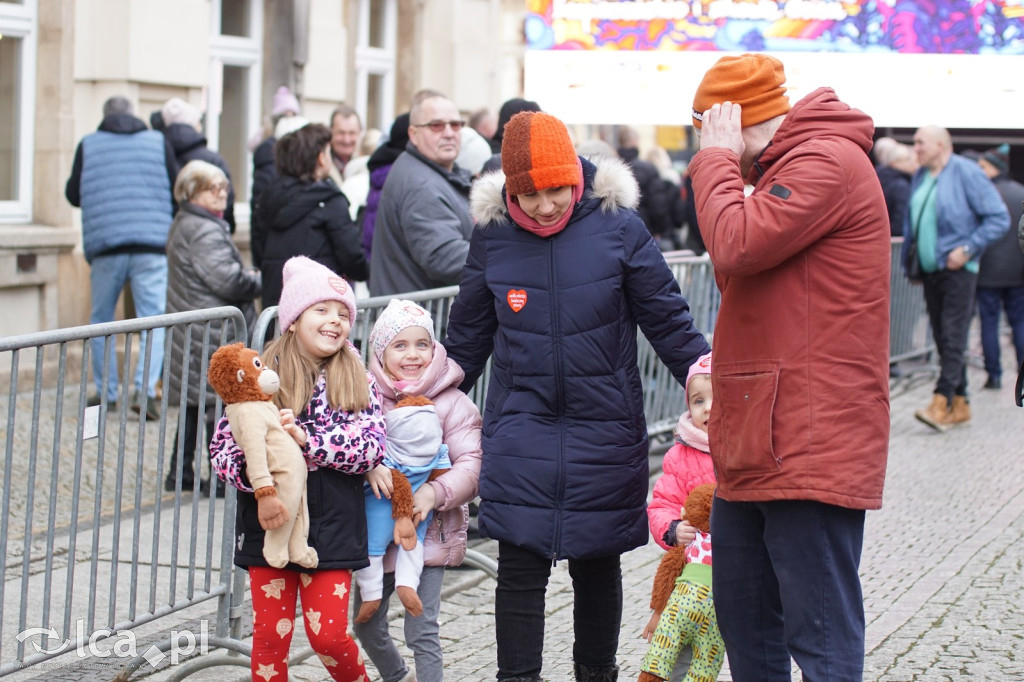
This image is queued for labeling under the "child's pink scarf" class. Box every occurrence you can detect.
[675,411,709,453]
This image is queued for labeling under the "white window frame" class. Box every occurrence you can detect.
[207,0,262,202]
[0,0,38,224]
[354,0,397,131]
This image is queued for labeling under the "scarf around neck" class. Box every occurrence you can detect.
[506,157,585,237]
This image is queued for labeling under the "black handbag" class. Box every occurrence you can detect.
[906,237,923,283]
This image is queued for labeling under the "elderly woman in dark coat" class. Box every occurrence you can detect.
[256,122,368,308]
[164,160,261,493]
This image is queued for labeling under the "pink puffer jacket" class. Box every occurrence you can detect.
[371,342,483,567]
[647,438,716,551]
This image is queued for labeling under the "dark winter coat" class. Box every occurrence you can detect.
[257,176,369,308]
[163,123,237,231]
[165,203,260,407]
[443,155,711,561]
[876,164,911,237]
[249,136,277,267]
[978,174,1024,289]
[363,144,404,262]
[619,147,678,238]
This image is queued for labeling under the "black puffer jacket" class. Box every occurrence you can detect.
[258,176,368,307]
[979,173,1024,289]
[249,136,277,267]
[164,123,237,231]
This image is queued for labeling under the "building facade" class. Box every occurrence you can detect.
[0,0,526,337]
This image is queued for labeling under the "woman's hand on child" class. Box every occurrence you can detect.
[412,484,437,524]
[366,464,394,499]
[641,611,661,642]
[279,409,307,447]
[676,519,697,547]
[258,494,290,530]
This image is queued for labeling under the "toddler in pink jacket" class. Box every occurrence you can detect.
[648,352,715,552]
[354,298,482,682]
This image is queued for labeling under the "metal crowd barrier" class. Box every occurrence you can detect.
[0,242,930,678]
[0,307,250,679]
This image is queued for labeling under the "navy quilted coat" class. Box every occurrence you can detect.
[444,156,711,561]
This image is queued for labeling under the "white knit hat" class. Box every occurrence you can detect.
[161,97,202,129]
[368,299,436,363]
[277,256,357,332]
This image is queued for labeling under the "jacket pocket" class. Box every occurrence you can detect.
[715,360,781,474]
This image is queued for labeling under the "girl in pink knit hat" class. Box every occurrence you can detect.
[210,255,386,681]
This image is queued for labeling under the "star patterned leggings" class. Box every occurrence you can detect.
[249,566,367,681]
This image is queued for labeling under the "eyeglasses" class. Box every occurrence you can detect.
[202,182,229,194]
[412,119,466,133]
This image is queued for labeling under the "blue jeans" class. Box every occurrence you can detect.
[353,565,445,682]
[975,286,1024,380]
[493,542,622,679]
[89,253,167,401]
[710,497,866,682]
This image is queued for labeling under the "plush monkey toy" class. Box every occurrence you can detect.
[207,342,317,569]
[639,483,722,682]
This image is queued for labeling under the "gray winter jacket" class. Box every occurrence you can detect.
[978,174,1024,289]
[368,143,473,296]
[165,203,260,407]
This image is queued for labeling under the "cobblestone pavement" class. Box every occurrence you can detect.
[3,342,1024,680]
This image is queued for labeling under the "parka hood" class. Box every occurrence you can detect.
[164,123,209,157]
[749,87,875,184]
[470,154,639,227]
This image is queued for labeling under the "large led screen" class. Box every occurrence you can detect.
[523,0,1024,127]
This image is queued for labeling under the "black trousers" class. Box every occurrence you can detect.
[494,541,622,679]
[922,268,978,400]
[167,404,217,486]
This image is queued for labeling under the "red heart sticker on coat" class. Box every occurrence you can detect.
[507,289,527,312]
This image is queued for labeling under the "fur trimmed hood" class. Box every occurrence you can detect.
[470,155,640,227]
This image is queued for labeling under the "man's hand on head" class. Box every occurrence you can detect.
[699,102,745,160]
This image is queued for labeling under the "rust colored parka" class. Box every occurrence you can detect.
[689,87,890,510]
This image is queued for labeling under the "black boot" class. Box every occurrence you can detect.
[574,662,619,681]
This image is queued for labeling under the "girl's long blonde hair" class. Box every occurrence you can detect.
[263,329,370,415]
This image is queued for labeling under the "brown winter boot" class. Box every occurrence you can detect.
[914,394,952,432]
[949,395,971,425]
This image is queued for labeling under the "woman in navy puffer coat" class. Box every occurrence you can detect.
[443,112,710,682]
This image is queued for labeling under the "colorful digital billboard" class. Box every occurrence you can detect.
[523,0,1024,127]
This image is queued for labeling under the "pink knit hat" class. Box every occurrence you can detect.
[368,299,436,363]
[686,352,712,401]
[277,257,357,332]
[271,86,301,117]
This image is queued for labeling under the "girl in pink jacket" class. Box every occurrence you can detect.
[647,352,715,552]
[354,299,482,682]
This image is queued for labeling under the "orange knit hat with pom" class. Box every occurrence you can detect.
[692,53,791,130]
[502,112,581,195]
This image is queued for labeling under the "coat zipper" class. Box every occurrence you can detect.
[549,237,565,566]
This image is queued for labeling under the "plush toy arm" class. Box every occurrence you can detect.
[650,546,688,613]
[391,471,418,551]
[427,467,450,483]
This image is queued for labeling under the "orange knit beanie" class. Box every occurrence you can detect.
[502,112,581,196]
[692,53,791,130]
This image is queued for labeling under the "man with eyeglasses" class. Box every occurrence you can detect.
[369,94,474,296]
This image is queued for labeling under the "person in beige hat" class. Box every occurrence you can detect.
[688,53,890,681]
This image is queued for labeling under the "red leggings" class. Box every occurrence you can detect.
[249,566,367,681]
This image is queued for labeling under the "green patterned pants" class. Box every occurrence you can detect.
[641,579,725,682]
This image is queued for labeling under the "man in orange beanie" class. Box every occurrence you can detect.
[688,53,891,681]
